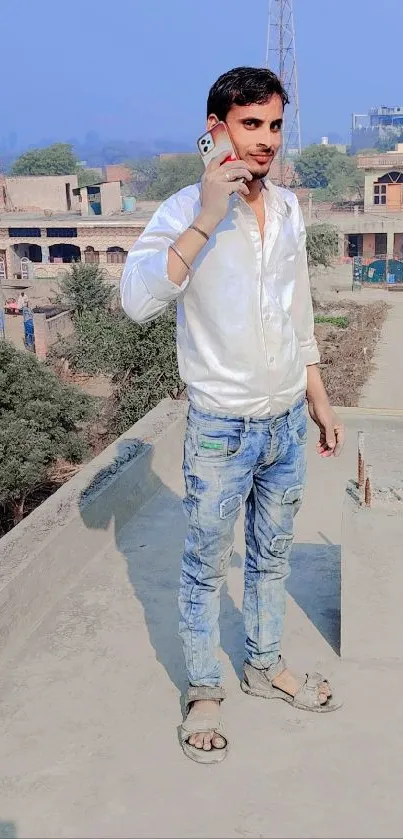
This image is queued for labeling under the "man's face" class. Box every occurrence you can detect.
[208,94,283,180]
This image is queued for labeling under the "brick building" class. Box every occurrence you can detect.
[0,175,79,214]
[0,202,159,304]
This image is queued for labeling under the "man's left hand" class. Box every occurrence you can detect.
[308,400,345,458]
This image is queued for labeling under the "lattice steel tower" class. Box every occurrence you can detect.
[265,0,301,184]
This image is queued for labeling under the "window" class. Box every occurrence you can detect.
[8,227,41,237]
[46,227,77,237]
[375,233,387,256]
[84,246,99,264]
[374,184,386,205]
[107,246,127,264]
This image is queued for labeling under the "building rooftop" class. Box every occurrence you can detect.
[0,400,403,836]
[0,201,161,229]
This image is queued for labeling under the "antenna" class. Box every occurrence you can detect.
[266,0,301,185]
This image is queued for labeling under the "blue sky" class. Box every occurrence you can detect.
[3,0,402,148]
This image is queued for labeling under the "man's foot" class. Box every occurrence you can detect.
[272,668,331,705]
[241,658,341,713]
[187,700,227,751]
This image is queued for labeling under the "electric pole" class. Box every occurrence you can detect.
[265,0,301,185]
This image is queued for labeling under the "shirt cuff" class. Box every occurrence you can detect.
[138,250,189,302]
[300,338,321,366]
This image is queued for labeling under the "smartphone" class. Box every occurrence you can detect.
[197,121,238,168]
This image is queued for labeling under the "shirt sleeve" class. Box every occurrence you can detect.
[120,193,192,323]
[291,202,320,366]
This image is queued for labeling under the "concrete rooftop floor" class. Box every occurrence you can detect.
[0,409,402,838]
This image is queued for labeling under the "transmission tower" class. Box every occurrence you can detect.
[265,0,301,185]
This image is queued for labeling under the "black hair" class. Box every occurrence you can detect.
[207,66,289,121]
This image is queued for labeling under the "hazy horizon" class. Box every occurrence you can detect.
[2,0,402,152]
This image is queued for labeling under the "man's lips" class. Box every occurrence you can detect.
[251,153,274,163]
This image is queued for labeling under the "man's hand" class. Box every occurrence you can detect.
[308,399,345,458]
[198,152,253,232]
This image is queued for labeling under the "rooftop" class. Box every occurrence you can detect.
[0,201,160,229]
[0,398,403,837]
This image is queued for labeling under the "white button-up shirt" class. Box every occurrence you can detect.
[121,178,320,418]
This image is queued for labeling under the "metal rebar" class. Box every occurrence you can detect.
[358,431,365,491]
[365,465,373,508]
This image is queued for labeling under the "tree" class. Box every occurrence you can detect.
[77,167,103,187]
[144,155,204,200]
[306,224,339,268]
[58,263,115,316]
[325,154,364,201]
[11,143,78,176]
[0,341,91,527]
[294,145,339,188]
[52,305,182,434]
[376,132,403,153]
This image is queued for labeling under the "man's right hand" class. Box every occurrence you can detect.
[197,152,253,232]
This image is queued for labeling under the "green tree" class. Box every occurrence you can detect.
[77,167,103,187]
[376,132,403,152]
[52,305,182,434]
[144,155,203,200]
[325,154,364,201]
[306,224,339,268]
[295,145,339,188]
[58,263,115,316]
[0,341,91,527]
[11,143,78,176]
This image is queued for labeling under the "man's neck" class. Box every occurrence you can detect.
[244,178,264,204]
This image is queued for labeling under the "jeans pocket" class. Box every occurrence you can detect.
[292,412,308,446]
[195,429,245,463]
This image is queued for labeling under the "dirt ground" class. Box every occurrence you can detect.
[314,300,388,407]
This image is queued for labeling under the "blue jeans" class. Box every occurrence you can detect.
[178,398,308,687]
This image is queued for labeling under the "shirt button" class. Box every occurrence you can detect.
[269,356,275,364]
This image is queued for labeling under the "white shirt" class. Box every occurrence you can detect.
[121,178,320,418]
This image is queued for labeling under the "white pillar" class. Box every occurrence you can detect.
[387,230,394,256]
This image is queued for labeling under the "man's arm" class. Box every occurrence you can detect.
[291,202,345,457]
[121,153,252,324]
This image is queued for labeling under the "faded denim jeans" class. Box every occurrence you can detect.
[178,398,307,687]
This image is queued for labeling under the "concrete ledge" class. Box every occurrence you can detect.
[341,486,403,661]
[0,398,187,665]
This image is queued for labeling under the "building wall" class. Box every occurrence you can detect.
[103,164,132,184]
[0,224,141,300]
[364,169,386,212]
[5,175,79,213]
[100,182,122,215]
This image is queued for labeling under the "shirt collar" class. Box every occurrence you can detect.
[262,177,293,218]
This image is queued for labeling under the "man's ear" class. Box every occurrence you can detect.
[207,114,220,130]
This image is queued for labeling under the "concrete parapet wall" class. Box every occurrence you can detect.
[0,398,187,666]
[341,486,403,661]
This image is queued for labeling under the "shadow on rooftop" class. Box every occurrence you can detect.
[80,438,340,699]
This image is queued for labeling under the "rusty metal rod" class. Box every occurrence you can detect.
[365,465,373,508]
[358,431,365,491]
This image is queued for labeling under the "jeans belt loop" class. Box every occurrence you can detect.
[243,416,250,436]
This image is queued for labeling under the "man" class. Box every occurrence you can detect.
[121,66,345,764]
[17,291,29,311]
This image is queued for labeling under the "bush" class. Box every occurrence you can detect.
[0,341,92,529]
[52,305,183,433]
[58,263,115,315]
[306,224,339,268]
